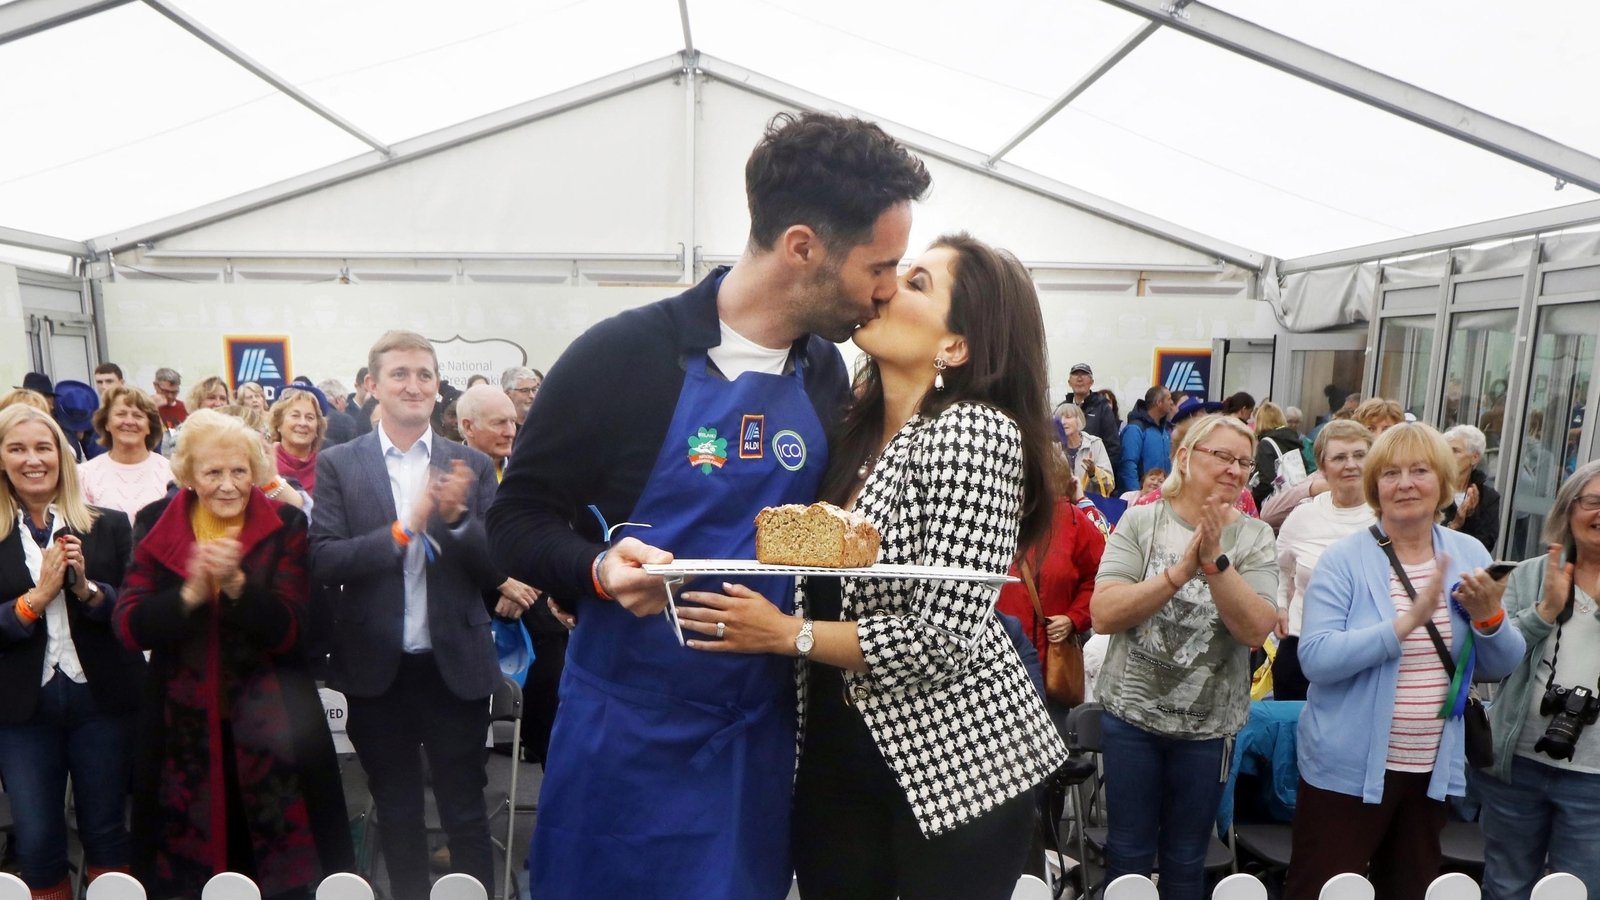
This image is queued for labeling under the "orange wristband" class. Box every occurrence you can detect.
[591,552,615,601]
[391,520,411,549]
[15,595,39,624]
[1474,609,1505,631]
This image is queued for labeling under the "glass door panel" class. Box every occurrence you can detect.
[1440,308,1519,485]
[1376,315,1436,421]
[1290,348,1365,431]
[1507,302,1600,560]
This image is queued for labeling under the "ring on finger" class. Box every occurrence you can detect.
[716,622,726,639]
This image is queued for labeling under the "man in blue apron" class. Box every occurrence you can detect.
[487,112,931,898]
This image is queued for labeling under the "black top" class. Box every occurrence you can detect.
[487,267,850,604]
[0,507,144,724]
[1443,466,1502,555]
[799,577,898,796]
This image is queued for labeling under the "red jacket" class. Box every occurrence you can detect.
[996,498,1105,662]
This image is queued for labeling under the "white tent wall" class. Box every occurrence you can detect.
[0,266,36,391]
[82,68,1273,405]
[97,274,1272,413]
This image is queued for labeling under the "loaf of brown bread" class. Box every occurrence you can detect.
[754,502,880,568]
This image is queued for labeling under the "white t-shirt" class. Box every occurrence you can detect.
[1275,493,1376,636]
[1517,587,1600,774]
[708,320,791,380]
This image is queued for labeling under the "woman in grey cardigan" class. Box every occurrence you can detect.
[1474,459,1600,900]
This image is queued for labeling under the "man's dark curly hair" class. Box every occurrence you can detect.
[745,112,931,252]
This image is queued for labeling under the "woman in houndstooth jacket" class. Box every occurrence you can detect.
[677,233,1067,900]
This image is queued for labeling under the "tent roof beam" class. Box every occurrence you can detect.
[86,54,687,255]
[985,21,1159,167]
[698,53,1266,270]
[0,0,130,46]
[1098,0,1600,195]
[143,0,392,157]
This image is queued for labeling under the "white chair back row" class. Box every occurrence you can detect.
[1533,873,1587,900]
[1011,874,1051,899]
[86,873,147,899]
[1105,874,1160,900]
[1426,872,1480,900]
[177,871,492,900]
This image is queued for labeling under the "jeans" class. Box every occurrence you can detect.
[0,672,134,889]
[1475,755,1600,900]
[1099,713,1228,900]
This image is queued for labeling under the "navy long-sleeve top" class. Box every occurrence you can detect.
[486,267,850,604]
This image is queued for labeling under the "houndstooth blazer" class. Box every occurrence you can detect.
[797,402,1068,836]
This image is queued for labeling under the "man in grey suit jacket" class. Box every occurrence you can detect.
[309,330,510,900]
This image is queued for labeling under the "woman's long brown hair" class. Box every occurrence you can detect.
[819,232,1056,558]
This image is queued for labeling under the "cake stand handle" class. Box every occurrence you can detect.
[661,576,686,646]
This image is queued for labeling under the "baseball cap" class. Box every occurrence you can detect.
[1069,363,1093,376]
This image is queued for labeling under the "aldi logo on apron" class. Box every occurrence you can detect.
[739,415,765,459]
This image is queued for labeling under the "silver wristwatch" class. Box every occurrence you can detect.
[795,619,815,658]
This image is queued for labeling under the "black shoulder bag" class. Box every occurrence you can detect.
[1369,525,1494,769]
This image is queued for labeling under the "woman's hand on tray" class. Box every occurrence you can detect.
[678,582,800,656]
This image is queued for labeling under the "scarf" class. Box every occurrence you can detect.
[274,443,317,493]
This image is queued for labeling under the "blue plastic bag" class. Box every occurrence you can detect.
[491,618,535,687]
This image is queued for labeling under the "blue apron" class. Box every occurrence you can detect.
[529,352,827,899]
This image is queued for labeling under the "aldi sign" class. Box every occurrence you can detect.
[225,335,292,401]
[1153,348,1211,397]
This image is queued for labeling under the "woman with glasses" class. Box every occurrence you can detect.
[1092,413,1280,900]
[1472,459,1600,900]
[1287,423,1524,900]
[1271,420,1376,701]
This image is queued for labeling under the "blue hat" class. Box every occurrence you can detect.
[52,380,98,432]
[1171,397,1222,425]
[279,383,332,416]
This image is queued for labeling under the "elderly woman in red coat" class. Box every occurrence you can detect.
[996,458,1106,732]
[113,410,351,899]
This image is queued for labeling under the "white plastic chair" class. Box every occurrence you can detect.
[430,873,488,900]
[0,872,29,900]
[1318,873,1375,900]
[201,872,262,900]
[1425,872,1481,900]
[1213,873,1268,900]
[316,872,376,900]
[1531,873,1588,900]
[85,872,148,900]
[1012,874,1052,900]
[1104,873,1160,900]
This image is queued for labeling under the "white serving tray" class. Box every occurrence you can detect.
[644,559,1017,585]
[643,560,1016,646]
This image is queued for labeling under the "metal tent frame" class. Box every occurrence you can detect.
[4,0,1599,274]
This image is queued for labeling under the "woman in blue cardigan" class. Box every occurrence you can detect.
[1286,423,1524,900]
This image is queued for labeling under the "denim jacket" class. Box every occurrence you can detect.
[1297,525,1525,803]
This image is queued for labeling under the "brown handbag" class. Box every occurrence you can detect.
[1020,559,1085,706]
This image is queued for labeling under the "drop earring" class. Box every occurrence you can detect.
[933,357,947,392]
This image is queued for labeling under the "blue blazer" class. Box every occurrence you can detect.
[1296,524,1524,803]
[308,430,504,701]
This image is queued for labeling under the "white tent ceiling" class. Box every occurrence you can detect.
[2,0,1596,270]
